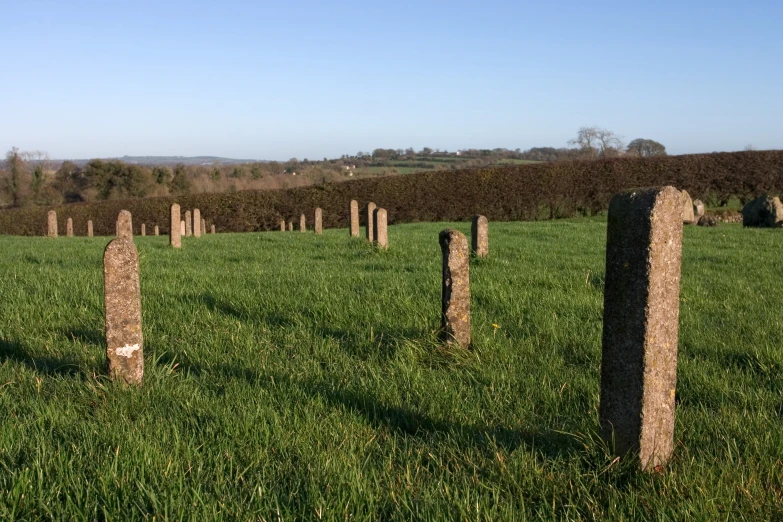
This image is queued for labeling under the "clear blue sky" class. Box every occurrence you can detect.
[1,0,781,160]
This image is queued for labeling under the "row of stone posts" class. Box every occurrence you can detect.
[46,210,169,238]
[169,204,215,248]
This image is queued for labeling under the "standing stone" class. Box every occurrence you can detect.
[66,218,74,237]
[315,208,323,235]
[185,210,192,237]
[193,209,201,238]
[375,208,388,249]
[366,202,376,241]
[288,221,293,232]
[681,190,695,224]
[299,213,306,232]
[350,200,359,237]
[180,221,186,236]
[471,215,488,258]
[742,195,783,227]
[87,220,94,237]
[154,225,159,236]
[439,229,470,347]
[692,200,705,221]
[47,210,57,237]
[210,224,215,234]
[170,203,181,248]
[280,220,286,231]
[117,210,133,239]
[103,238,144,385]
[600,186,683,471]
[141,224,146,236]
[201,218,206,237]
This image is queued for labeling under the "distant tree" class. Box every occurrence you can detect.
[210,167,221,181]
[2,148,26,206]
[152,166,171,185]
[569,127,623,158]
[626,138,667,157]
[744,144,756,151]
[230,166,245,178]
[54,160,87,202]
[169,163,191,195]
[420,147,433,155]
[250,164,262,179]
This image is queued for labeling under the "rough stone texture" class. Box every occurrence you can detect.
[300,213,306,232]
[180,221,186,236]
[87,220,94,237]
[366,202,376,241]
[600,186,683,471]
[47,210,57,237]
[439,229,470,347]
[185,210,192,237]
[141,224,146,236]
[170,204,181,248]
[742,195,783,228]
[280,220,285,231]
[193,209,201,238]
[681,190,695,224]
[315,208,323,235]
[698,214,718,227]
[103,238,144,385]
[210,224,215,234]
[117,210,133,239]
[471,215,488,258]
[201,218,206,236]
[350,200,359,237]
[66,218,74,237]
[375,208,388,249]
[288,221,293,232]
[692,199,705,220]
[154,225,159,236]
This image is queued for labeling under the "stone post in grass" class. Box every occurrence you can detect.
[471,215,488,258]
[117,210,133,239]
[315,208,323,235]
[375,208,388,249]
[366,202,376,241]
[185,210,192,237]
[141,224,146,236]
[299,213,306,232]
[154,225,159,236]
[66,218,74,237]
[103,238,144,385]
[280,219,285,231]
[170,203,181,248]
[193,209,201,238]
[288,221,293,232]
[47,210,57,237]
[210,224,215,234]
[439,229,470,347]
[350,200,359,237]
[87,220,94,237]
[600,186,683,471]
[201,218,206,236]
[180,221,186,236]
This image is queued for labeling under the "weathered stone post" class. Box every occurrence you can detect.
[170,203,181,248]
[210,224,216,234]
[288,221,293,232]
[87,220,94,237]
[280,220,285,231]
[366,202,376,241]
[350,200,359,237]
[117,210,133,239]
[315,208,323,235]
[103,238,144,385]
[300,213,306,232]
[439,229,470,347]
[193,209,201,238]
[154,225,159,236]
[141,224,146,236]
[375,208,388,249]
[693,200,705,221]
[600,186,683,471]
[185,210,192,237]
[681,190,695,224]
[47,210,58,237]
[201,218,206,236]
[66,218,74,237]
[471,215,488,258]
[180,221,186,236]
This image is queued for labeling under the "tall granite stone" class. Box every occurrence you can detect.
[299,214,306,232]
[681,190,695,224]
[201,218,206,236]
[350,200,359,237]
[315,208,323,235]
[47,210,57,237]
[366,202,376,241]
[170,203,181,248]
[471,215,488,258]
[600,186,683,471]
[439,229,470,347]
[117,210,133,239]
[141,224,146,236]
[66,218,74,237]
[288,221,293,232]
[180,221,185,236]
[87,220,94,237]
[103,238,144,385]
[185,210,192,237]
[210,224,215,234]
[193,209,201,238]
[375,208,388,249]
[742,195,783,227]
[280,220,285,231]
[154,225,159,236]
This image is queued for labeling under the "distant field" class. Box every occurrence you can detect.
[0,221,781,519]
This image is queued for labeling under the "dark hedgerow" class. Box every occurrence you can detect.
[0,150,781,236]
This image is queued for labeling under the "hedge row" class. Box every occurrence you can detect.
[1,150,781,236]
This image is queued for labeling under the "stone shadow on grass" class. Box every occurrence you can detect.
[62,327,104,347]
[0,338,85,376]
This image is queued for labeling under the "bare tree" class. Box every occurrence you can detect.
[569,126,624,159]
[22,150,52,200]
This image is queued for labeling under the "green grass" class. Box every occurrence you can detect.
[0,221,781,520]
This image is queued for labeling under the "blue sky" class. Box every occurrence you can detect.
[1,0,781,159]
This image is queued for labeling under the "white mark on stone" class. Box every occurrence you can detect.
[116,344,140,358]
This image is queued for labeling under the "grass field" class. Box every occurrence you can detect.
[1,220,781,520]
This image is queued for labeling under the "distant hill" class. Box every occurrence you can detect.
[64,156,262,167]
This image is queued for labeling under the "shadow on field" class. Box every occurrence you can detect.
[0,339,85,376]
[192,294,248,320]
[62,328,104,347]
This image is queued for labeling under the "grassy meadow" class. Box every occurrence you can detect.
[0,220,781,520]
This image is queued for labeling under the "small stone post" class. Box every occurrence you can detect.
[439,229,470,347]
[201,218,206,236]
[288,221,293,232]
[210,224,215,234]
[180,221,186,236]
[680,190,695,224]
[193,209,201,238]
[141,224,146,236]
[314,208,323,235]
[471,215,488,258]
[375,208,388,249]
[103,238,144,385]
[350,200,359,237]
[170,204,181,248]
[47,210,57,237]
[66,218,74,237]
[366,202,376,241]
[185,210,192,237]
[154,225,159,236]
[117,210,133,239]
[600,186,683,471]
[299,213,306,232]
[280,220,285,231]
[87,220,94,237]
